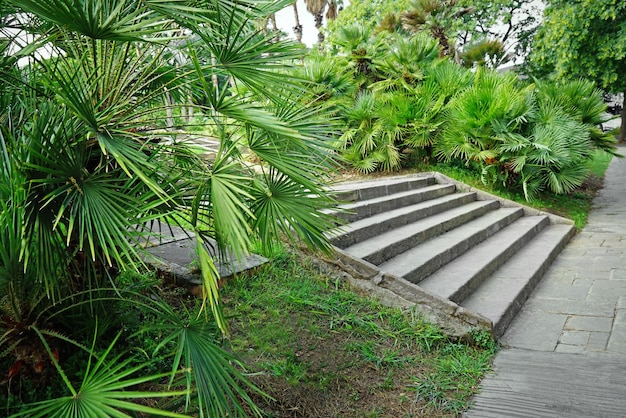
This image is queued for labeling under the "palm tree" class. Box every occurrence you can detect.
[305,0,328,43]
[1,0,338,415]
[460,38,509,69]
[501,79,618,200]
[401,0,473,58]
[293,1,304,43]
[435,71,617,200]
[435,68,532,169]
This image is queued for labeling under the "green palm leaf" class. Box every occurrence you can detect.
[250,169,336,253]
[16,329,190,418]
[15,0,166,41]
[140,300,267,418]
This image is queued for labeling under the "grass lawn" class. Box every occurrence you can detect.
[2,151,611,417]
[221,250,496,417]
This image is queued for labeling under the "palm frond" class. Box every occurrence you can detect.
[14,0,167,41]
[142,301,267,418]
[16,329,190,418]
[250,169,336,253]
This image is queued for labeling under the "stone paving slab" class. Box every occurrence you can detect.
[465,349,626,418]
[145,236,268,284]
[467,145,626,416]
[143,221,268,283]
[501,148,626,354]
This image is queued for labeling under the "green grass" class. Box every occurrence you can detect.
[221,250,497,416]
[586,148,614,177]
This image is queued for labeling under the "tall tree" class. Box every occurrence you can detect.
[401,0,470,57]
[293,1,304,43]
[457,0,541,62]
[530,0,626,142]
[305,0,328,43]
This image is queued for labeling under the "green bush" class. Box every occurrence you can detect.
[306,26,617,200]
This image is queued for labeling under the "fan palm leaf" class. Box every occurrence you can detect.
[16,329,189,418]
[15,0,167,41]
[3,0,340,414]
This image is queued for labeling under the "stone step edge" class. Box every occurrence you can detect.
[329,246,493,340]
[430,172,575,226]
[335,183,456,223]
[327,192,478,249]
[331,174,436,202]
[465,224,576,338]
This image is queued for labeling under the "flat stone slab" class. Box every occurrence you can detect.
[144,229,267,284]
[465,348,626,417]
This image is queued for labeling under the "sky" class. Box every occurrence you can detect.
[274,0,331,47]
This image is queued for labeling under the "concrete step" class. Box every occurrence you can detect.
[332,175,436,202]
[461,224,576,337]
[418,216,550,303]
[329,173,575,340]
[328,192,477,248]
[378,207,524,282]
[343,199,499,265]
[336,183,456,223]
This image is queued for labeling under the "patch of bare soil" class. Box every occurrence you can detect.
[237,324,440,418]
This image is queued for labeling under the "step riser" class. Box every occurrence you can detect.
[363,201,499,266]
[331,193,477,249]
[339,184,456,223]
[334,177,436,202]
[449,217,549,303]
[403,209,524,284]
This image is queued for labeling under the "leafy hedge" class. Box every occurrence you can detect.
[301,24,618,200]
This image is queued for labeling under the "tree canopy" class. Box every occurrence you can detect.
[326,0,540,69]
[530,0,626,140]
[457,0,541,62]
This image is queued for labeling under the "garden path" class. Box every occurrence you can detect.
[466,145,626,417]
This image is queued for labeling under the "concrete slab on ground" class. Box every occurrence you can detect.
[143,223,267,283]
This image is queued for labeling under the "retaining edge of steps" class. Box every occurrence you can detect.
[331,246,493,340]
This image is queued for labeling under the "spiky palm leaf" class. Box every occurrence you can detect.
[425,59,472,101]
[296,51,357,108]
[16,330,189,418]
[3,0,340,415]
[435,68,531,165]
[535,79,617,153]
[374,32,440,82]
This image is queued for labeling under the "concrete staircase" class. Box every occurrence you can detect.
[328,173,575,338]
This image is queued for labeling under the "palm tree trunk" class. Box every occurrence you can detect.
[325,0,337,20]
[292,2,303,43]
[269,14,278,32]
[164,87,174,129]
[431,26,450,57]
[314,12,324,44]
[187,94,194,120]
[305,0,327,44]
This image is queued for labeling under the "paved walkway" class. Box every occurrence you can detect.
[466,146,626,416]
[502,146,626,354]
